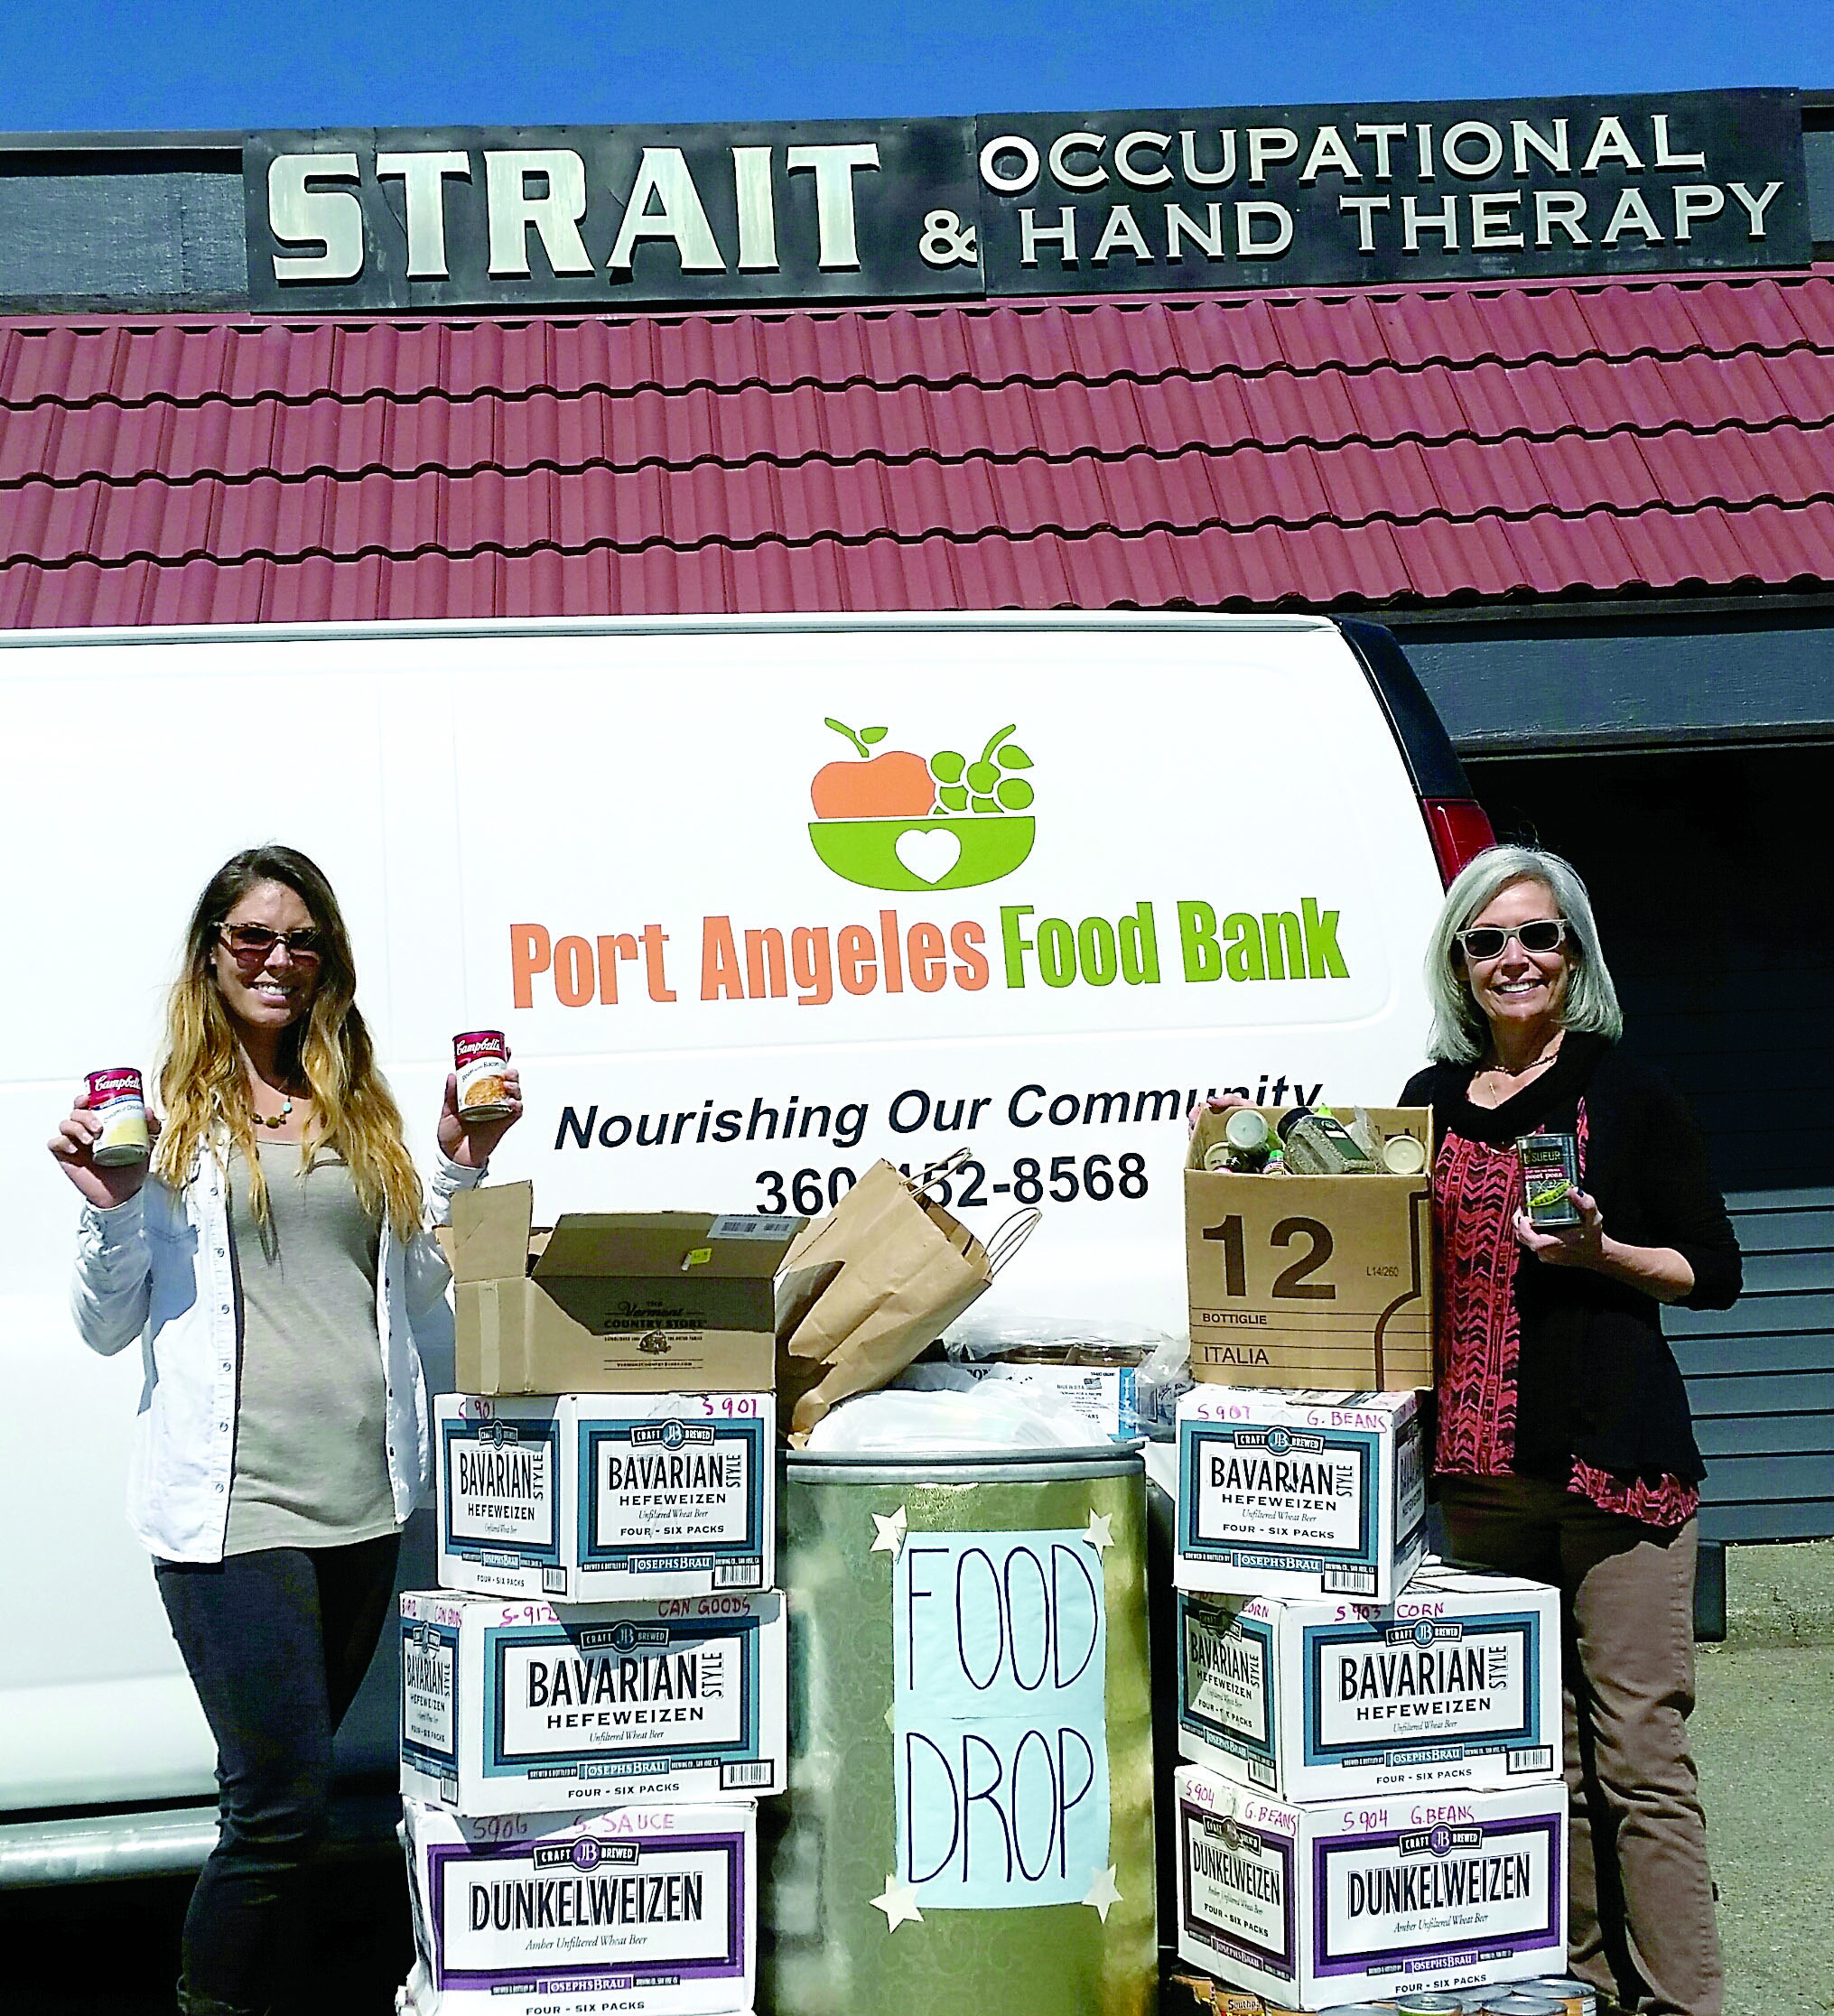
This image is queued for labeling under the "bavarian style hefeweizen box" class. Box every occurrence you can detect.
[397,1795,756,2016]
[1185,1106,1433,1391]
[1175,1387,1426,1603]
[435,1392,775,1602]
[444,1185,804,1395]
[1174,1763,1568,2009]
[1178,1561,1562,1801]
[399,1590,787,1815]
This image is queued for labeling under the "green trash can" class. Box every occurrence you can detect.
[762,1445,1156,2016]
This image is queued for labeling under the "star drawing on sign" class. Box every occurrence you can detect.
[1083,1509,1114,1556]
[870,1874,925,1930]
[1083,1863,1122,1921]
[870,1505,909,1557]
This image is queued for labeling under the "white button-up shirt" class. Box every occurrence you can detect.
[71,1146,482,1563]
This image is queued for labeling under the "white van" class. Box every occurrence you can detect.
[0,611,1486,1877]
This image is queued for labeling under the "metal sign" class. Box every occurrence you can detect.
[245,88,1809,312]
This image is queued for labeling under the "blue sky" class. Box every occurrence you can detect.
[2,0,1830,134]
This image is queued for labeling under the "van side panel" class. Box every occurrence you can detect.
[0,615,1448,1811]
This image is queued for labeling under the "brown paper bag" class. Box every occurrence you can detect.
[774,1157,1037,1441]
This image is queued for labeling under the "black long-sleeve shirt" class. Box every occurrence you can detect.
[1402,1033,1742,1485]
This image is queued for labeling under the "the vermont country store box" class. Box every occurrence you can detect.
[1178,1561,1562,1801]
[1186,1106,1432,1391]
[1174,1763,1568,2008]
[436,1392,776,1602]
[1175,1387,1426,1603]
[398,1795,756,2016]
[400,1589,787,1814]
[444,1185,805,1395]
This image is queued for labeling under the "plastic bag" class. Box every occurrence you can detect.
[801,1380,1099,1454]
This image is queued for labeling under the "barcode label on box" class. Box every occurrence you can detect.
[1509,1745,1557,1775]
[708,1215,801,1240]
[1323,1567,1376,1595]
[542,1569,569,1596]
[721,1761,775,1790]
[714,1559,764,1589]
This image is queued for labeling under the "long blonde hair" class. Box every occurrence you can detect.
[154,845,424,1232]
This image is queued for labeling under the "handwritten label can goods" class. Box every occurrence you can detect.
[86,1067,150,1167]
[452,1031,512,1120]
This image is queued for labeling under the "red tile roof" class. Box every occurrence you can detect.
[4,271,1834,627]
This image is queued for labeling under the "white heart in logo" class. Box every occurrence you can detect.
[895,826,963,885]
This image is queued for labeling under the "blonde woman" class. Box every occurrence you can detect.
[51,845,521,2016]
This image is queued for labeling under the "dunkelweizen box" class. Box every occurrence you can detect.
[1174,1764,1567,2007]
[1185,1107,1432,1390]
[445,1185,804,1394]
[397,1796,755,2015]
[1175,1387,1426,1603]
[1178,1561,1562,1801]
[436,1393,775,1602]
[399,1589,787,1814]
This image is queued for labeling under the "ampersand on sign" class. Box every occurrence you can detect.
[919,210,979,267]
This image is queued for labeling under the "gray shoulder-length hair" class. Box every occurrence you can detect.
[1425,843,1623,1063]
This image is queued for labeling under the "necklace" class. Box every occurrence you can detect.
[1479,1038,1562,1087]
[256,1094,294,1129]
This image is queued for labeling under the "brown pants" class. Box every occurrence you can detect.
[1438,1475,1721,2016]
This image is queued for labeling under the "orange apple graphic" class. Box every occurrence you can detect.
[809,718,936,819]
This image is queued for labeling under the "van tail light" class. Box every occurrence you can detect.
[1421,797,1495,887]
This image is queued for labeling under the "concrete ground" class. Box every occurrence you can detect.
[1696,1537,1834,2016]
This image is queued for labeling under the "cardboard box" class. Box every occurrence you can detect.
[436,1392,775,1602]
[400,1589,787,1814]
[398,1796,755,2015]
[447,1185,803,1394]
[1175,1388,1426,1603]
[1174,1764,1567,2007]
[1185,1107,1433,1391]
[1178,1561,1562,1801]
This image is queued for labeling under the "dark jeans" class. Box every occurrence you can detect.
[155,1534,400,2016]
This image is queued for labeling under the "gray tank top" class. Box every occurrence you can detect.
[224,1140,397,1554]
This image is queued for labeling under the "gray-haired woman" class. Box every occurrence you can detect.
[1402,844,1740,2016]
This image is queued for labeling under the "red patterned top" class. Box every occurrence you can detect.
[1433,1105,1699,1529]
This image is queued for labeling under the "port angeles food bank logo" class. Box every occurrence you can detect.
[807,716,1037,891]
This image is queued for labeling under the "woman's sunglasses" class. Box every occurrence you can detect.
[1456,918,1567,961]
[217,922,326,966]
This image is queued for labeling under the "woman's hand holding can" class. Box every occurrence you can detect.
[48,1085,160,1210]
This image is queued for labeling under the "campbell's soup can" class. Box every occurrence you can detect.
[86,1067,151,1167]
[452,1030,513,1120]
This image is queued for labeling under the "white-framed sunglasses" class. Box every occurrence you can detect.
[1456,918,1567,961]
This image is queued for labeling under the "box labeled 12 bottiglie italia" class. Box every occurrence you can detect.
[397,1796,755,2016]
[1175,1387,1426,1603]
[1174,1763,1567,2008]
[1178,1560,1562,1802]
[400,1590,787,1815]
[1185,1106,1433,1391]
[435,1392,775,1602]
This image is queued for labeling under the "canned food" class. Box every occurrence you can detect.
[1477,1995,1564,2014]
[1381,1130,1429,1175]
[86,1067,150,1167]
[453,1030,514,1120]
[1516,1130,1582,1229]
[1393,1993,1476,2012]
[1528,1982,1599,2016]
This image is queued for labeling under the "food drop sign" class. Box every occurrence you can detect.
[893,1528,1110,1909]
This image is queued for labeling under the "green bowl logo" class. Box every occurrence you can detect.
[807,718,1037,891]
